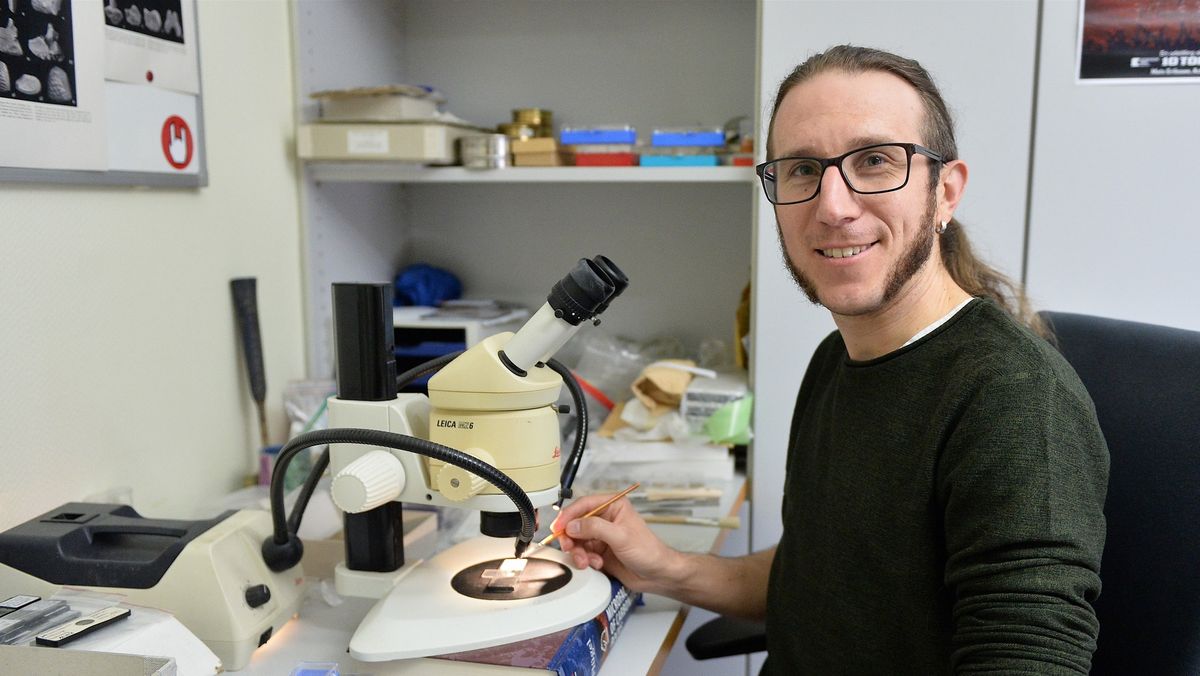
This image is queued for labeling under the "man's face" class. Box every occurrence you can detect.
[771,70,943,317]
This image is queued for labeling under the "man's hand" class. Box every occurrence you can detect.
[554,491,775,620]
[553,492,685,596]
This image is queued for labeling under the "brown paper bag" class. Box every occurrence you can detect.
[631,359,696,416]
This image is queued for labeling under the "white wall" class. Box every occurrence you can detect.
[1026,0,1200,331]
[0,0,306,528]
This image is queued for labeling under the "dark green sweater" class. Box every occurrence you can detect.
[763,299,1109,674]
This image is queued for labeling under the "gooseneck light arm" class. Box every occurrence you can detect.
[261,428,537,572]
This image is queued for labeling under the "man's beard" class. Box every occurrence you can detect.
[777,189,938,314]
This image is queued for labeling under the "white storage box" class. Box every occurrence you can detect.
[312,85,442,122]
[297,122,481,163]
[680,370,749,432]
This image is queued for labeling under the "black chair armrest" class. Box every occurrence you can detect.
[685,616,767,660]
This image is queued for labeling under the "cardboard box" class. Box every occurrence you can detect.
[513,152,562,167]
[511,137,558,154]
[297,123,481,162]
[313,85,441,122]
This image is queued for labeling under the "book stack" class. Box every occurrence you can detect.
[431,576,640,675]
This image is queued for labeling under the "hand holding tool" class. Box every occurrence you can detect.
[521,482,640,558]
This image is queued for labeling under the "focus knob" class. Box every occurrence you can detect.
[437,448,494,502]
[331,450,405,513]
[244,584,271,609]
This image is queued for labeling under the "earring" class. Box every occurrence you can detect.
[936,221,948,234]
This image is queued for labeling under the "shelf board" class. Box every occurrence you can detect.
[307,163,756,184]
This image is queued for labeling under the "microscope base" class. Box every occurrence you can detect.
[348,535,612,661]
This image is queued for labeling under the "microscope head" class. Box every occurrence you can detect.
[426,256,628,538]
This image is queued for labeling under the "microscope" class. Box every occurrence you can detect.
[262,255,629,660]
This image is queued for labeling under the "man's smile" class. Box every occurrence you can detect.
[816,242,878,259]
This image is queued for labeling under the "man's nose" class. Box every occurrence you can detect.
[814,164,860,225]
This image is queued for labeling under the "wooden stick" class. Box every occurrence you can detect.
[644,514,741,529]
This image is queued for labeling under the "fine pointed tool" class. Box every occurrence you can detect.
[521,482,641,559]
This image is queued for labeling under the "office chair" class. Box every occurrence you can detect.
[1040,311,1200,674]
[686,312,1200,674]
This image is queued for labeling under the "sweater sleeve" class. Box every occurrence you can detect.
[937,366,1109,674]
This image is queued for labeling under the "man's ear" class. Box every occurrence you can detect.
[937,159,968,223]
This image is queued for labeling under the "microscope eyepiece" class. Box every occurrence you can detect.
[500,256,628,374]
[546,256,628,325]
[589,255,629,315]
[547,258,611,326]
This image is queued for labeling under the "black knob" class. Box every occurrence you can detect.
[245,584,271,608]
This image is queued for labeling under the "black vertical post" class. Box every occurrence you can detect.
[332,282,404,571]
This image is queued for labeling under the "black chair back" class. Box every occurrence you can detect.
[1040,311,1200,675]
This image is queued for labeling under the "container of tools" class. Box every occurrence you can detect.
[458,133,510,169]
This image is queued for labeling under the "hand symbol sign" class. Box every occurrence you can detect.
[160,115,193,169]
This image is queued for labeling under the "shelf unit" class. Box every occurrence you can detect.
[293,0,759,380]
[307,164,756,184]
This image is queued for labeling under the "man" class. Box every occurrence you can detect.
[554,46,1109,673]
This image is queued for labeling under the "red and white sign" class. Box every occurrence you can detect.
[161,115,194,169]
[106,81,201,175]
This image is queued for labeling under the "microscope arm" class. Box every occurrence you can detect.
[261,427,537,572]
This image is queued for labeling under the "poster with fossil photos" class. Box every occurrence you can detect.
[0,0,107,170]
[102,0,197,94]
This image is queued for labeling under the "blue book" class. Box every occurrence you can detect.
[433,576,641,675]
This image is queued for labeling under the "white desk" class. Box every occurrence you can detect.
[240,478,746,674]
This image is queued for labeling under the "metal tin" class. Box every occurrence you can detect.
[512,108,552,128]
[497,123,537,139]
[458,134,510,169]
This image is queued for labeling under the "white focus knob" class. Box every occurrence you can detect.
[331,450,405,513]
[437,449,494,502]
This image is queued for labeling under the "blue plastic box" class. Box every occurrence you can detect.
[650,129,725,147]
[559,126,637,145]
[640,154,719,167]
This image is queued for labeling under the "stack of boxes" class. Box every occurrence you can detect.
[466,111,748,169]
[640,127,725,167]
[504,108,562,167]
[559,125,639,166]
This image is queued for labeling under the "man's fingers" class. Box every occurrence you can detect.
[569,549,589,569]
[555,493,623,524]
[568,514,626,549]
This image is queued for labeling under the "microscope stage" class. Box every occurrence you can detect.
[348,535,612,661]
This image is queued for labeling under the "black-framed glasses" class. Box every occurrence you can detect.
[755,143,943,205]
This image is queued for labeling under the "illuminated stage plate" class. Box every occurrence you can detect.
[348,536,612,661]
